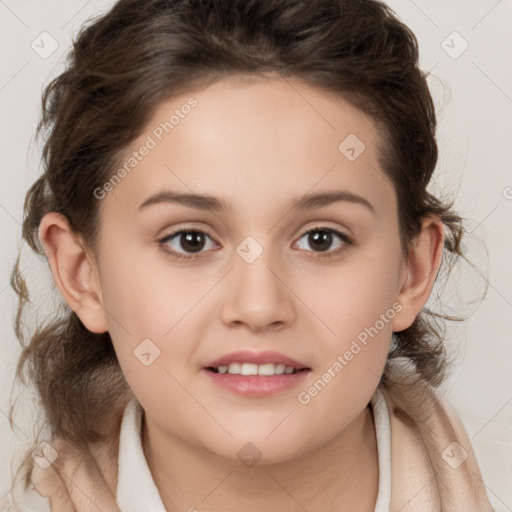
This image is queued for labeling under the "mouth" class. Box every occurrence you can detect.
[202,350,312,397]
[205,363,309,376]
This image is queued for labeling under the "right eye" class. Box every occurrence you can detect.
[159,229,218,259]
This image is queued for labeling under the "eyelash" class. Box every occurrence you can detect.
[158,226,354,261]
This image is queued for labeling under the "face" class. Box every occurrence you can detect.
[92,75,406,463]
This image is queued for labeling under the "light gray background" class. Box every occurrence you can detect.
[1,0,511,509]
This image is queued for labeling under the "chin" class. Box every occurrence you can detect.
[197,427,314,468]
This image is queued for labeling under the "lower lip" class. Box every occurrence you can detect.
[201,368,311,397]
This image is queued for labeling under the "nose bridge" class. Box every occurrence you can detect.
[221,234,294,330]
[234,234,282,298]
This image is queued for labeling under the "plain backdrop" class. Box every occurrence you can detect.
[1,0,511,510]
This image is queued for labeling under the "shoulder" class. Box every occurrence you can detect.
[26,399,131,512]
[379,360,493,512]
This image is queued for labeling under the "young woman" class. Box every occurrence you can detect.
[10,0,493,510]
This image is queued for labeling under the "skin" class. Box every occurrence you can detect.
[39,75,444,511]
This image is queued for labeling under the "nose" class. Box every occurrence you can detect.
[221,246,296,333]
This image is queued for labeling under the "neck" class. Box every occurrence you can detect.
[142,404,378,512]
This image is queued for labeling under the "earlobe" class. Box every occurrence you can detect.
[391,216,445,332]
[38,212,108,333]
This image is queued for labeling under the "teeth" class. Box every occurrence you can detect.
[228,362,241,374]
[213,362,299,376]
[275,363,285,375]
[240,363,258,376]
[258,363,275,376]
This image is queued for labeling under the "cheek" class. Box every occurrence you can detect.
[97,244,217,388]
[291,243,400,411]
[291,309,393,451]
[98,238,211,335]
[302,242,401,345]
[98,262,199,417]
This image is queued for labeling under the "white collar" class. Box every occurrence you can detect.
[116,398,166,511]
[116,388,392,511]
[371,386,392,511]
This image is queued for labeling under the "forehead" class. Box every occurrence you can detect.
[100,76,395,220]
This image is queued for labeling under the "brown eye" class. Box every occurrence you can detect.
[307,230,334,252]
[178,231,207,253]
[160,230,216,258]
[295,228,352,256]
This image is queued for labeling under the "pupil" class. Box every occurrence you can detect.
[181,232,205,253]
[309,230,332,252]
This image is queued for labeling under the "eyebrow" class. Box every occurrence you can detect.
[138,189,376,216]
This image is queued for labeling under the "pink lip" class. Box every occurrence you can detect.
[202,350,311,398]
[202,369,311,397]
[203,350,309,370]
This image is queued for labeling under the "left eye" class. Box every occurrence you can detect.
[294,228,350,255]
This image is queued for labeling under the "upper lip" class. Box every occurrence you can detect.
[204,350,310,370]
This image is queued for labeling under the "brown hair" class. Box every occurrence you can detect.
[11,0,468,489]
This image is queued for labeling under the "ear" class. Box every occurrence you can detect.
[38,212,108,333]
[392,216,445,332]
